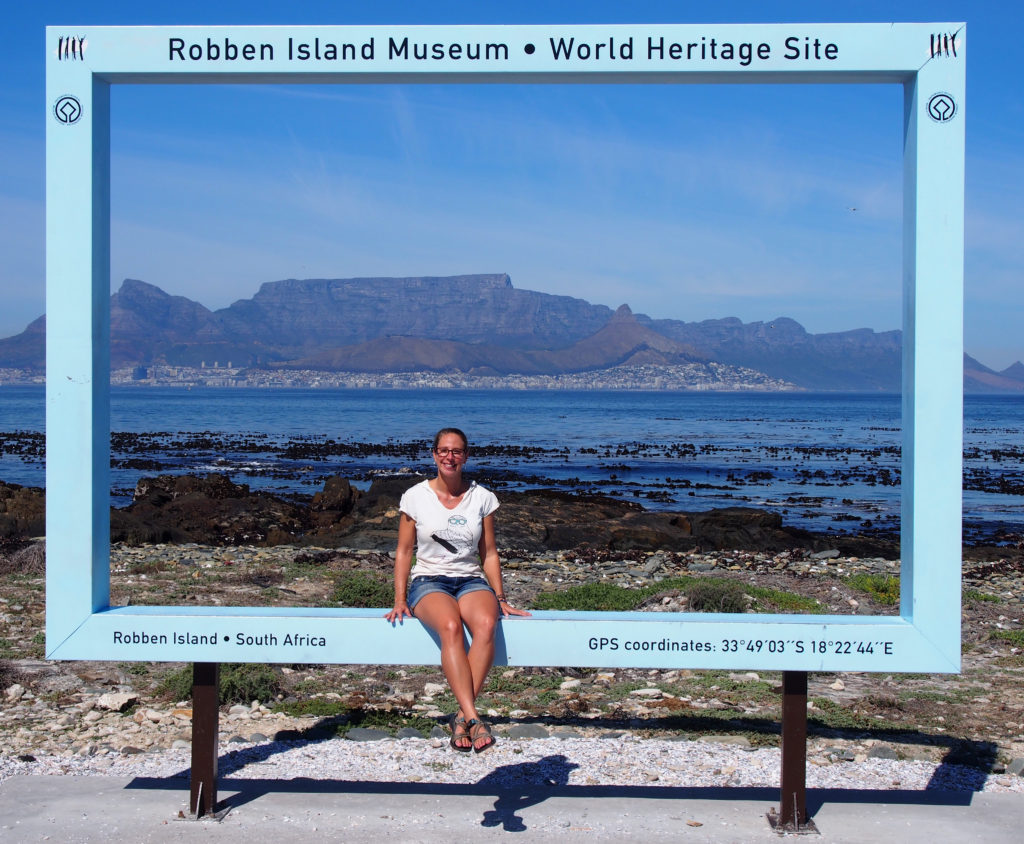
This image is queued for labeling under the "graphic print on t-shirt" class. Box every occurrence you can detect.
[433,514,474,557]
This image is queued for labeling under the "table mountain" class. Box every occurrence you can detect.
[1,274,1011,391]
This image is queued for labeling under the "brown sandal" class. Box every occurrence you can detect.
[450,714,472,752]
[467,718,495,753]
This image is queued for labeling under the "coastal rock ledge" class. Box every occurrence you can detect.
[3,475,898,558]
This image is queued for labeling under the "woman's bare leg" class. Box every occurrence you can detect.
[413,593,481,738]
[458,590,500,699]
[458,590,500,750]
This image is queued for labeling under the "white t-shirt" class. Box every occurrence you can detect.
[399,479,499,580]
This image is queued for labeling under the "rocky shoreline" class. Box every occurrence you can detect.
[2,539,1023,788]
[5,470,1021,560]
[2,473,1024,792]
[0,473,903,558]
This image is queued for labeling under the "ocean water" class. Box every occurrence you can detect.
[1,386,1021,541]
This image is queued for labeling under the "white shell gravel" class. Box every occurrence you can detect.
[2,735,1021,793]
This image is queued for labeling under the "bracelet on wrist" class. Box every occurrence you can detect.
[495,594,508,602]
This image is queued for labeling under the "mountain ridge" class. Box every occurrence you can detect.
[1,275,1020,392]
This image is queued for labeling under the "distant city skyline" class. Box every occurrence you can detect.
[4,2,1021,368]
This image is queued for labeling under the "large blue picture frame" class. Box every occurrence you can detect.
[45,22,965,672]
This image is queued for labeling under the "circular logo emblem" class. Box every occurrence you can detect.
[54,95,82,125]
[448,515,467,526]
[927,92,956,123]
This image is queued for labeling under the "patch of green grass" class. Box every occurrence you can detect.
[896,686,987,705]
[531,576,819,614]
[532,582,645,612]
[686,579,748,613]
[994,654,1024,668]
[118,661,150,676]
[128,559,174,575]
[352,708,436,735]
[155,664,202,703]
[991,629,1024,648]
[270,702,437,737]
[274,697,350,718]
[292,677,330,696]
[220,663,283,704]
[847,573,900,605]
[0,638,15,659]
[668,669,779,700]
[808,697,888,731]
[331,571,392,608]
[533,689,563,707]
[964,588,1000,604]
[651,576,700,590]
[745,584,821,613]
[156,663,282,705]
[3,573,44,586]
[607,680,649,697]
[477,672,555,709]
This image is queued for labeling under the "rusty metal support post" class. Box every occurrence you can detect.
[770,670,815,832]
[190,662,220,818]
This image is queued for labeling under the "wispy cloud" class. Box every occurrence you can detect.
[30,74,1004,362]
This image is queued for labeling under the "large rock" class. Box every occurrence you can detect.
[496,489,640,550]
[311,476,360,515]
[686,507,816,552]
[110,473,402,547]
[500,496,819,553]
[113,474,312,546]
[356,475,426,517]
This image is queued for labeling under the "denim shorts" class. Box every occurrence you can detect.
[407,575,494,610]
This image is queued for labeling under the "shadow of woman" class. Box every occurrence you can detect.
[478,753,580,832]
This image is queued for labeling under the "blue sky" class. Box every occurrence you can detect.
[3,2,1021,368]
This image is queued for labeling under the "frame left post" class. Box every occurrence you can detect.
[46,36,111,654]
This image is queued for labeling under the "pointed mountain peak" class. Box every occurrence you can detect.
[1000,361,1024,382]
[610,304,635,321]
[116,278,172,298]
[964,353,996,375]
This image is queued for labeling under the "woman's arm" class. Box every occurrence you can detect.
[385,512,416,622]
[479,513,531,618]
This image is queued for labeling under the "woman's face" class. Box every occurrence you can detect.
[433,432,468,477]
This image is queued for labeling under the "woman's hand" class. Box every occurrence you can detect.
[498,600,531,618]
[385,602,414,623]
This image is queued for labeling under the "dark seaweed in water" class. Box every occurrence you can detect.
[0,425,1015,544]
[1,390,1022,544]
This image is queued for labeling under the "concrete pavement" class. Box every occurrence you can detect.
[1,775,1021,842]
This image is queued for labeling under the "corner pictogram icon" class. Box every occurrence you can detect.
[54,95,82,125]
[927,93,956,123]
